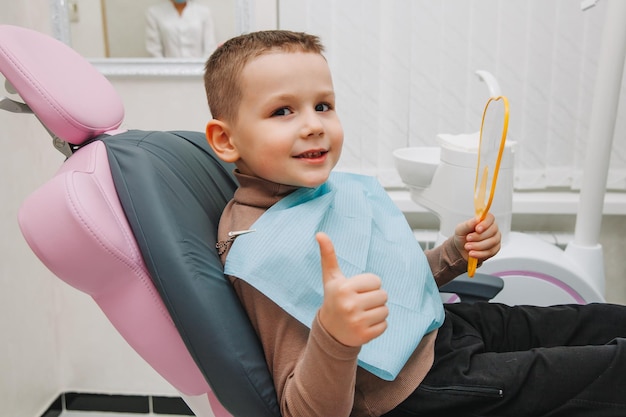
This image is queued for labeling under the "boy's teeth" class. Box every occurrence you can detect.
[301,151,323,158]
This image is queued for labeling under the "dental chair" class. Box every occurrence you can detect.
[0,25,502,417]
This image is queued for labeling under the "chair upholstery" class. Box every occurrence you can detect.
[103,129,280,417]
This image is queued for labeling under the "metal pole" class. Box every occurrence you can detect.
[574,0,626,246]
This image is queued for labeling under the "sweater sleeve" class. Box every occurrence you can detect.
[284,315,361,417]
[425,236,468,287]
[230,278,361,417]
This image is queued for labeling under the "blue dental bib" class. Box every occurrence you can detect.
[224,172,444,381]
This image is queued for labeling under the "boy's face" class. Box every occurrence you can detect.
[227,51,343,187]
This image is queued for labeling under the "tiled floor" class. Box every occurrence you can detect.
[43,393,195,417]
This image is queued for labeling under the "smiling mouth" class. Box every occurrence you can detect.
[295,150,328,159]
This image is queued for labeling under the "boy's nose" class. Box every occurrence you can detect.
[300,111,324,138]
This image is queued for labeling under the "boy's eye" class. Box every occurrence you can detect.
[315,103,331,112]
[272,107,292,117]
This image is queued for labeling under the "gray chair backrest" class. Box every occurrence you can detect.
[104,129,280,417]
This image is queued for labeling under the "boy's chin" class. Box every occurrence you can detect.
[295,173,332,188]
[287,175,329,188]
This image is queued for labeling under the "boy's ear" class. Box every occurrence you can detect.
[206,119,239,163]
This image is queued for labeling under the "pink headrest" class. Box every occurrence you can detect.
[0,25,124,144]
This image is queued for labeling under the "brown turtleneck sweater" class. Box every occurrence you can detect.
[217,172,467,417]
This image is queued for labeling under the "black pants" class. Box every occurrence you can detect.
[383,302,626,417]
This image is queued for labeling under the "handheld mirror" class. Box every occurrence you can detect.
[467,95,509,277]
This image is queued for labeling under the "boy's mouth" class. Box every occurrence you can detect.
[294,150,327,159]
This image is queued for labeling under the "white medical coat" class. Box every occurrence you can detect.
[145,1,217,58]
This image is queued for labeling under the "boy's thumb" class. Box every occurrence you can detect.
[316,232,343,284]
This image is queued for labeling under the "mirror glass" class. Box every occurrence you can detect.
[50,0,254,76]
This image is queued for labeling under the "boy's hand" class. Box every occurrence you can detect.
[316,232,388,347]
[453,212,501,263]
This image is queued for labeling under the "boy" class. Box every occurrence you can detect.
[204,30,626,417]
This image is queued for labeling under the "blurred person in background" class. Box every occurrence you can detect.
[145,0,217,58]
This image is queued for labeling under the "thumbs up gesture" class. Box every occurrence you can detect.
[316,232,389,347]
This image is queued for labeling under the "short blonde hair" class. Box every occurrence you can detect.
[204,30,325,123]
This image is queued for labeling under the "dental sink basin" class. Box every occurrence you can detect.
[392,147,440,189]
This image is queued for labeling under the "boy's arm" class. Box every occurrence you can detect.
[284,315,360,417]
[425,236,467,287]
[231,277,360,417]
[426,212,501,287]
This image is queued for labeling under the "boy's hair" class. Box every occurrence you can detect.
[204,30,325,123]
